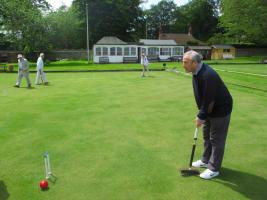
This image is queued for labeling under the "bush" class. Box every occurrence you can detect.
[8,65,14,72]
[45,59,50,65]
[0,64,6,72]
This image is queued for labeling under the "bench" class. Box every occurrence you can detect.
[223,54,234,59]
[159,57,171,62]
[123,57,138,63]
[171,56,182,62]
[260,57,267,64]
[99,57,109,64]
[147,55,159,62]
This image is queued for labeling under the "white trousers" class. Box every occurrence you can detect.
[16,70,31,86]
[35,69,48,84]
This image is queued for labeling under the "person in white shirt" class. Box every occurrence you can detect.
[35,53,48,85]
[141,53,150,77]
[14,54,31,88]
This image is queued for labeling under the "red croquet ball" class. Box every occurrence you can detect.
[39,180,48,189]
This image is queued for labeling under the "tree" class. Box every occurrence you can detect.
[145,0,177,39]
[0,0,51,52]
[175,0,219,41]
[220,0,267,44]
[46,6,84,49]
[72,0,142,46]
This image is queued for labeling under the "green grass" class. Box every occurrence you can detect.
[205,56,264,64]
[45,61,166,71]
[213,64,267,75]
[3,56,265,72]
[0,69,267,199]
[174,63,267,92]
[6,61,169,71]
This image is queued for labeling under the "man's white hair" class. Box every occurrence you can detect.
[184,50,203,63]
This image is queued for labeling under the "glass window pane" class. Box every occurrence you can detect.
[124,47,129,56]
[160,48,171,55]
[173,47,183,55]
[131,47,136,56]
[96,47,101,56]
[103,47,108,56]
[110,47,116,56]
[142,48,146,55]
[117,47,122,55]
[148,47,159,55]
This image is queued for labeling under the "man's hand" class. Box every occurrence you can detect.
[195,117,205,128]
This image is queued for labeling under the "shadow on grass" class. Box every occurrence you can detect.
[216,168,267,200]
[14,86,35,89]
[0,180,9,200]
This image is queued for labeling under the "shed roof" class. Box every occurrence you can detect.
[96,36,127,45]
[188,46,211,50]
[212,45,235,49]
[139,39,177,46]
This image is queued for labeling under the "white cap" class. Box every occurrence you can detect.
[17,54,23,59]
[40,53,44,57]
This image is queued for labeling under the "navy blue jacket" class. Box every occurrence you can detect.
[193,63,233,120]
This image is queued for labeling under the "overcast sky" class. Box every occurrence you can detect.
[46,0,189,10]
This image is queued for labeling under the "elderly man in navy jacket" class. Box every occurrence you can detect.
[182,50,233,179]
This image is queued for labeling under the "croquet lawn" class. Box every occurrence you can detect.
[0,71,267,200]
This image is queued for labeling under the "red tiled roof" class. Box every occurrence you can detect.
[159,33,205,45]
